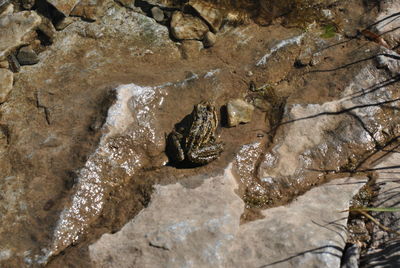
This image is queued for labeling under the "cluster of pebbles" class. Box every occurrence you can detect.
[0,0,60,103]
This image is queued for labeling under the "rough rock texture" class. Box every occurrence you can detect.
[170,11,209,40]
[89,172,366,267]
[226,99,254,127]
[0,68,13,103]
[0,11,41,60]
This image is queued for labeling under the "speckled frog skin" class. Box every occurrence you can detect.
[167,101,223,165]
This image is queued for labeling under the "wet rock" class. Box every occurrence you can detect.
[46,0,81,16]
[188,0,222,33]
[70,0,113,21]
[17,46,39,65]
[88,167,366,267]
[0,11,41,60]
[151,6,164,22]
[55,16,78,30]
[226,99,254,127]
[180,40,203,59]
[170,11,209,40]
[203,31,216,47]
[0,5,179,264]
[7,53,20,73]
[0,68,13,103]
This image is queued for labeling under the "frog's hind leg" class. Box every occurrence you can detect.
[187,143,224,165]
[167,130,185,163]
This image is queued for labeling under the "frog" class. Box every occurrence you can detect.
[167,101,224,166]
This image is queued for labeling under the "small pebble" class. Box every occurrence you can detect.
[17,46,39,65]
[151,6,164,22]
[226,99,254,127]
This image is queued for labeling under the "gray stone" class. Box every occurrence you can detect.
[0,11,41,60]
[151,6,164,22]
[0,68,13,103]
[17,46,39,65]
[88,168,366,268]
[46,0,81,16]
[170,11,209,40]
[188,0,222,32]
[227,99,254,127]
[203,31,216,47]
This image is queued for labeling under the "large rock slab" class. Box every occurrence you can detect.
[0,11,41,60]
[89,166,366,267]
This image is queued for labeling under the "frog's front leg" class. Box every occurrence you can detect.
[167,130,185,163]
[187,143,224,165]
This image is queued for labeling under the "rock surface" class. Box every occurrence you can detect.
[226,99,254,127]
[170,11,209,40]
[89,170,366,267]
[0,11,41,60]
[0,68,13,103]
